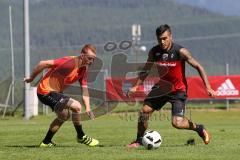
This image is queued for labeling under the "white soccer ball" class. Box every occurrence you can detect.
[142,130,162,150]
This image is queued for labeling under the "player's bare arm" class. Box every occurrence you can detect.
[24,60,54,83]
[179,48,216,97]
[82,85,95,119]
[127,52,154,97]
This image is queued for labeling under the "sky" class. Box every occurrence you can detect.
[177,0,240,16]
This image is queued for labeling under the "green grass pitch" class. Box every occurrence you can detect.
[0,109,240,160]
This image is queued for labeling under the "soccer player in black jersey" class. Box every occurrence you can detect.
[127,24,215,148]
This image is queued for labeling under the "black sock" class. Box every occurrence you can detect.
[195,124,203,133]
[74,124,85,138]
[188,121,202,132]
[188,121,195,130]
[43,129,56,144]
[136,134,143,143]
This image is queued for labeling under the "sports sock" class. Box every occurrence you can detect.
[136,134,143,143]
[74,124,85,139]
[43,129,56,144]
[188,121,203,132]
[194,124,203,133]
[188,121,195,130]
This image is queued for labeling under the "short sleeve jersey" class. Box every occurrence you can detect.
[149,43,187,92]
[37,56,87,94]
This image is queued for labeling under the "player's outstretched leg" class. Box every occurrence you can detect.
[172,116,211,145]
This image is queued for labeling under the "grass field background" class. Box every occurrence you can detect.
[0,107,240,160]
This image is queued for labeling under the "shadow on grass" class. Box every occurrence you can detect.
[5,145,39,148]
[162,144,194,147]
[5,145,78,148]
[5,143,190,149]
[135,144,192,150]
[5,144,110,148]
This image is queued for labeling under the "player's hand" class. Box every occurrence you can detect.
[23,77,34,83]
[86,110,95,120]
[207,88,216,97]
[127,86,138,97]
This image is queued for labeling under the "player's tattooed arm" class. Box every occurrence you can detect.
[180,48,216,97]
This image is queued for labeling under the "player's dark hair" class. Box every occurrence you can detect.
[156,24,171,37]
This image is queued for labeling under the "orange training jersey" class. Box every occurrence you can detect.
[37,56,87,95]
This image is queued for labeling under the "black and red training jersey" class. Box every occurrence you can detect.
[149,43,187,92]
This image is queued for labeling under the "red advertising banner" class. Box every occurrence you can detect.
[188,75,240,99]
[106,75,240,101]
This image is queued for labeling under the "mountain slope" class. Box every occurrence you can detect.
[0,0,239,79]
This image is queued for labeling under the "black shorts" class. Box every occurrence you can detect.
[144,85,187,117]
[37,92,70,111]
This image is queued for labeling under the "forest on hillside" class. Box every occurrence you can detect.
[0,0,240,80]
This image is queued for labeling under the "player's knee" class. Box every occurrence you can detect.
[69,101,82,113]
[57,110,70,121]
[72,106,82,113]
[141,105,153,114]
[172,121,181,129]
[172,117,184,129]
[65,111,71,120]
[60,114,70,121]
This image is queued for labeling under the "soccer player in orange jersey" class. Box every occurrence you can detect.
[24,44,99,147]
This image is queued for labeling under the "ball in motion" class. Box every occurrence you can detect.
[142,130,162,150]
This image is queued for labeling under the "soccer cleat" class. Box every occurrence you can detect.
[197,125,211,145]
[77,135,99,147]
[126,140,142,148]
[39,141,56,148]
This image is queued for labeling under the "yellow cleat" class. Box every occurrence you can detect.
[77,135,99,147]
[39,141,56,148]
